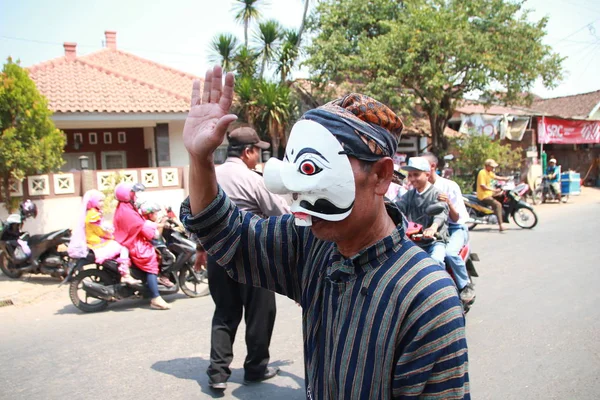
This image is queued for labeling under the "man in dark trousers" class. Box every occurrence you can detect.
[206,126,290,391]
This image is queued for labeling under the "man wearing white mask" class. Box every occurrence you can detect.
[180,66,469,399]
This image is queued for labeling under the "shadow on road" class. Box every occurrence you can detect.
[152,357,305,399]
[0,274,62,286]
[54,293,191,315]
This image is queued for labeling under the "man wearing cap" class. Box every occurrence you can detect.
[395,157,449,266]
[180,66,469,399]
[546,158,562,202]
[204,125,290,390]
[477,159,510,232]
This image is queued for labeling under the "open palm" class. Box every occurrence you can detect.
[183,65,237,158]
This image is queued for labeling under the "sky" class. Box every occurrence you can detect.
[1,0,599,100]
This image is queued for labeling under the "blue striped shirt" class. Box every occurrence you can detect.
[181,187,469,399]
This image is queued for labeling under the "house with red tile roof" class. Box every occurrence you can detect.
[27,31,201,171]
[530,89,600,120]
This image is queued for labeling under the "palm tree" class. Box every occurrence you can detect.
[233,45,259,78]
[254,19,282,79]
[276,29,300,83]
[234,76,258,124]
[208,33,239,72]
[256,81,292,158]
[233,0,264,48]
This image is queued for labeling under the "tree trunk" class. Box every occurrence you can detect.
[260,56,267,79]
[244,20,249,48]
[1,174,13,213]
[428,113,449,167]
[297,0,310,46]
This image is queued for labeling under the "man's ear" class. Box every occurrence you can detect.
[372,157,394,196]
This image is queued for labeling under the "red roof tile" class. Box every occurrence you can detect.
[530,89,600,119]
[28,47,201,113]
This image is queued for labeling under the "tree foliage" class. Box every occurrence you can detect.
[208,2,308,159]
[306,0,564,156]
[449,134,523,193]
[0,58,65,210]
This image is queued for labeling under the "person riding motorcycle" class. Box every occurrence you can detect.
[422,153,475,303]
[545,158,562,202]
[139,200,176,288]
[476,159,510,232]
[113,183,170,310]
[395,157,449,266]
[68,189,140,285]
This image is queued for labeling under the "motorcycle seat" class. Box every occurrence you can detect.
[463,194,491,207]
[28,228,70,245]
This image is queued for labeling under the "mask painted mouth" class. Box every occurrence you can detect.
[299,199,354,215]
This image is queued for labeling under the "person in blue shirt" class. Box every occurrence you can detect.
[546,158,562,202]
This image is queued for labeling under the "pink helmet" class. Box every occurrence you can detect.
[115,182,134,202]
[115,182,146,202]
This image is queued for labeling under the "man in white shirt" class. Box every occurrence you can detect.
[422,153,475,303]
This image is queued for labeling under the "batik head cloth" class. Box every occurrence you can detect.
[301,93,404,162]
[263,93,403,227]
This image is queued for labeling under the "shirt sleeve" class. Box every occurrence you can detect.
[393,273,469,399]
[180,186,306,303]
[255,177,291,217]
[476,170,486,189]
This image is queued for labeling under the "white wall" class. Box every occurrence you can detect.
[1,197,82,235]
[1,189,186,236]
[168,121,189,167]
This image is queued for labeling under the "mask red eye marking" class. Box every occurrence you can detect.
[299,160,322,176]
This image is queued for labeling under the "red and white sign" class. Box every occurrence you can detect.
[537,116,600,144]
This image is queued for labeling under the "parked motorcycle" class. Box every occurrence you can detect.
[464,188,538,230]
[0,200,71,279]
[533,176,568,204]
[65,219,208,313]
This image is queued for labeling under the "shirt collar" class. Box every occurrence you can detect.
[326,206,406,282]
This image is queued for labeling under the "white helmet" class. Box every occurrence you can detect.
[6,214,22,225]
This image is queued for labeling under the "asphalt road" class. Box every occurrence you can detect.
[1,192,599,400]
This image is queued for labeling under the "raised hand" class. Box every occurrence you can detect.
[183,65,237,159]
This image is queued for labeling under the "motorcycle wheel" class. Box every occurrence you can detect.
[178,265,209,298]
[466,209,478,231]
[512,207,538,229]
[0,253,23,279]
[69,269,112,313]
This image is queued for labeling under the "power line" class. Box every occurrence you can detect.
[552,17,600,45]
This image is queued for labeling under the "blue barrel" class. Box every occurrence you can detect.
[561,171,581,195]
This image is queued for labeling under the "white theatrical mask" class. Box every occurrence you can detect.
[263,120,356,226]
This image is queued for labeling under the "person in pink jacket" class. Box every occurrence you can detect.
[113,183,170,310]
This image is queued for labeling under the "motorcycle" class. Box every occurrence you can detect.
[463,187,538,230]
[405,205,479,313]
[65,219,208,313]
[533,176,568,204]
[0,200,71,279]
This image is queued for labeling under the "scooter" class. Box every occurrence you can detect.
[405,204,479,313]
[534,176,568,204]
[65,220,208,313]
[406,221,479,313]
[0,200,71,279]
[463,187,538,230]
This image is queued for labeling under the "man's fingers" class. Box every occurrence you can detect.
[210,65,223,104]
[214,114,238,136]
[191,80,201,108]
[202,69,212,104]
[219,72,235,111]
